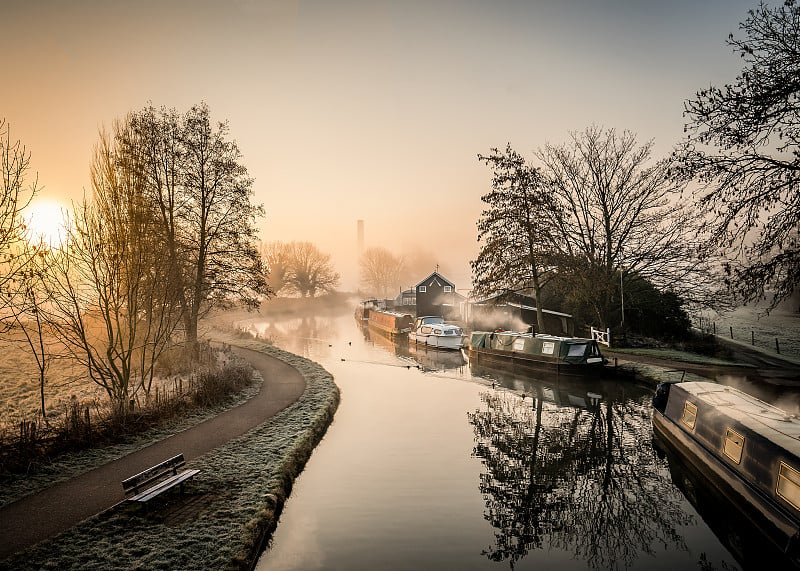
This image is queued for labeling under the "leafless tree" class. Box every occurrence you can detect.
[359,247,406,299]
[536,126,714,328]
[264,241,339,297]
[0,119,40,331]
[473,145,562,332]
[260,241,290,295]
[121,103,269,352]
[674,1,800,309]
[44,126,182,416]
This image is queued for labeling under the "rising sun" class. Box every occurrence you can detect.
[24,199,69,248]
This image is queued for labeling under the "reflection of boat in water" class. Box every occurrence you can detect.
[367,308,413,339]
[408,316,464,350]
[468,331,608,375]
[652,380,800,565]
[363,324,466,372]
[469,363,622,409]
[654,432,800,569]
[405,342,466,372]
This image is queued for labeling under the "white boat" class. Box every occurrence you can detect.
[408,316,465,350]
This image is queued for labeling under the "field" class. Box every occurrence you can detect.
[695,304,800,361]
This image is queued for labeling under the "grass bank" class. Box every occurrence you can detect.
[1,338,339,571]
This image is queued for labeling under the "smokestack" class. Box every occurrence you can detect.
[357,219,364,256]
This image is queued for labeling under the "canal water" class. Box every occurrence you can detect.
[240,307,796,570]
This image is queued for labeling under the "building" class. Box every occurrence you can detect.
[467,292,574,336]
[415,271,464,319]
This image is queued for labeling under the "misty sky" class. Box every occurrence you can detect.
[3,0,755,290]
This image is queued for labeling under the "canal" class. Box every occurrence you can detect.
[238,306,797,570]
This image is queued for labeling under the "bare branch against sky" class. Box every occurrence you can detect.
[2,0,755,289]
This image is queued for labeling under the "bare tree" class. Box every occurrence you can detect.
[359,247,406,299]
[44,126,181,416]
[473,145,562,332]
[536,126,710,328]
[675,1,800,309]
[0,119,40,331]
[121,103,269,352]
[278,241,340,297]
[260,240,291,295]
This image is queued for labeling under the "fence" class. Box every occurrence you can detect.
[591,327,611,347]
[694,314,797,358]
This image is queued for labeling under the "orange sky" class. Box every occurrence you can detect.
[3,0,754,289]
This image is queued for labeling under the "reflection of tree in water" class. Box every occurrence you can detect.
[247,316,335,358]
[468,387,693,570]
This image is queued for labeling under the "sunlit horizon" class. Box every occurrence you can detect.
[24,199,70,248]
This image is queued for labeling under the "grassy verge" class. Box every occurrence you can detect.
[606,347,753,367]
[0,338,340,571]
[0,351,262,508]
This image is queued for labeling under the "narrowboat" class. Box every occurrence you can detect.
[468,331,607,375]
[354,299,378,323]
[367,308,413,339]
[652,380,800,563]
[408,316,465,350]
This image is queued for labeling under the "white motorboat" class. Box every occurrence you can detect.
[409,316,465,350]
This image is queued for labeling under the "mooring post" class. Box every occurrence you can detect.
[751,331,755,345]
[776,338,781,354]
[713,322,716,335]
[730,326,733,339]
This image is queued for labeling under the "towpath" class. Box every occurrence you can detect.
[0,347,306,561]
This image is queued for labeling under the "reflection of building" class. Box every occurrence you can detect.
[415,271,465,320]
[466,292,574,336]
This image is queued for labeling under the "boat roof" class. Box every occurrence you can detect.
[474,331,593,343]
[679,381,800,449]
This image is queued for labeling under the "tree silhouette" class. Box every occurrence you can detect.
[675,1,800,309]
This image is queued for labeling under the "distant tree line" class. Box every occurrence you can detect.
[474,1,800,338]
[0,103,267,420]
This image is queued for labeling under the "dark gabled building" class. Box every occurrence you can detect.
[415,271,460,319]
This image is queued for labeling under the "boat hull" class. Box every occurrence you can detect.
[653,408,800,559]
[468,345,608,376]
[409,332,463,350]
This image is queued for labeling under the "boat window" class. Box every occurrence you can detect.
[418,286,426,293]
[421,326,431,334]
[567,343,587,357]
[541,341,555,355]
[681,401,697,430]
[777,463,800,510]
[513,338,525,351]
[433,328,442,335]
[723,428,744,464]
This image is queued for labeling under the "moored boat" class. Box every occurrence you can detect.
[468,331,607,374]
[367,308,413,339]
[408,316,465,350]
[652,380,800,563]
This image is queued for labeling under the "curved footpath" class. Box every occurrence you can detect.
[0,347,306,561]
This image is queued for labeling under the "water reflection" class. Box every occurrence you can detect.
[653,434,800,570]
[468,374,693,570]
[360,323,467,373]
[242,316,337,359]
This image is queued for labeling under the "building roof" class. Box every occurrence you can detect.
[415,271,455,289]
[472,291,572,318]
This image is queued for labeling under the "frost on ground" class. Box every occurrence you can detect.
[0,337,339,571]
[697,305,800,360]
[0,353,262,508]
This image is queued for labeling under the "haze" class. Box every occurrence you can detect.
[3,0,753,289]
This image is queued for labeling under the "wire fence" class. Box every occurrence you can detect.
[694,307,800,360]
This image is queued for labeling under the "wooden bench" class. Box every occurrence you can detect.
[122,454,200,503]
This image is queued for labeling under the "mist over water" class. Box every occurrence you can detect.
[236,303,794,571]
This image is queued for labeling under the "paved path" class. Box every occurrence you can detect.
[0,347,306,560]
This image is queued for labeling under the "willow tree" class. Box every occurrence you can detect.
[675,1,800,309]
[263,241,339,297]
[472,144,561,333]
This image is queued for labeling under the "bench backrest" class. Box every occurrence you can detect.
[122,454,186,495]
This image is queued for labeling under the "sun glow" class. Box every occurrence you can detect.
[24,200,69,248]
